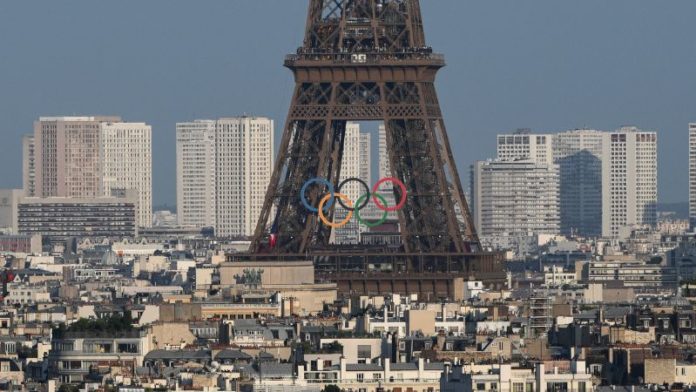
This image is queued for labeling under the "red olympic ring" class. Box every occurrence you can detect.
[372,177,407,212]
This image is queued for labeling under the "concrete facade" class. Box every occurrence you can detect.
[100,122,153,228]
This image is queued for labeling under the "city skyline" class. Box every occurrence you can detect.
[1,2,695,391]
[0,1,694,206]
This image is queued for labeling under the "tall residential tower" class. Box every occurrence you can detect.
[690,123,696,229]
[176,120,217,229]
[333,122,371,244]
[100,122,153,228]
[176,117,274,238]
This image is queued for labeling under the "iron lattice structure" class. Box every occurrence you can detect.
[246,0,498,280]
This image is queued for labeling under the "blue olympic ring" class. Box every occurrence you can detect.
[300,177,335,213]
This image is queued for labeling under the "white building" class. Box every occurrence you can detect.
[496,130,553,165]
[100,122,153,228]
[176,117,274,237]
[495,127,658,239]
[601,127,657,238]
[441,361,593,392]
[689,123,696,230]
[215,117,274,237]
[4,283,51,305]
[543,265,577,287]
[334,122,371,244]
[471,159,560,237]
[176,120,217,229]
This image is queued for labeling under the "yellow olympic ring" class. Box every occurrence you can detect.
[318,193,353,228]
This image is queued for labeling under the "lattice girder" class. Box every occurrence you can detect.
[249,0,481,258]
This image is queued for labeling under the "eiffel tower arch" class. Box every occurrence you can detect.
[231,0,506,297]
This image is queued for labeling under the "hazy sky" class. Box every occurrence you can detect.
[0,1,694,206]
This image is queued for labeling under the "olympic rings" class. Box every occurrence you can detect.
[318,193,353,228]
[337,177,371,211]
[300,177,408,228]
[372,177,407,212]
[355,193,389,228]
[300,177,335,213]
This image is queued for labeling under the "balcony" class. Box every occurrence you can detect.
[285,50,445,68]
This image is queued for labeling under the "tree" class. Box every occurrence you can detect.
[58,385,79,392]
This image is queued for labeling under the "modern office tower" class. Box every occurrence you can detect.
[100,122,153,228]
[176,120,217,229]
[22,135,36,197]
[552,130,605,237]
[17,195,137,242]
[215,117,274,238]
[601,127,657,238]
[333,122,371,244]
[690,123,696,230]
[496,129,554,165]
[33,116,121,198]
[471,159,560,237]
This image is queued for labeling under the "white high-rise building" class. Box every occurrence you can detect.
[601,127,657,238]
[176,121,217,229]
[176,117,274,237]
[496,127,659,239]
[690,123,696,229]
[215,117,274,238]
[101,122,153,228]
[372,124,398,221]
[471,159,560,237]
[333,122,371,244]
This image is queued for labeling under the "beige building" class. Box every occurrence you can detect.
[219,260,336,316]
[645,358,696,385]
[34,116,120,198]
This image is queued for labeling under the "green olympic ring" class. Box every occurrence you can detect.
[355,193,389,228]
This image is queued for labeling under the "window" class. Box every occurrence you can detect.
[547,382,568,392]
[578,382,586,392]
[513,383,524,392]
[477,383,486,391]
[356,373,364,382]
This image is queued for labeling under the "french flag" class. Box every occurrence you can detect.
[269,220,279,249]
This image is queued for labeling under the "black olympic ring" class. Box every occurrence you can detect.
[336,177,371,212]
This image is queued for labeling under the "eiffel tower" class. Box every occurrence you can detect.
[235,0,505,297]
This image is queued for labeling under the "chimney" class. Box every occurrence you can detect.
[340,356,346,377]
